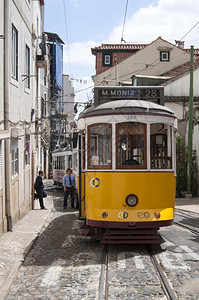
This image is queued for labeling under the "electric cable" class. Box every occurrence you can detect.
[63,0,72,76]
[178,21,199,43]
[96,39,196,85]
[121,0,128,43]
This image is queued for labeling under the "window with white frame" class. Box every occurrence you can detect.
[12,139,19,177]
[25,135,30,165]
[104,55,111,64]
[103,53,112,66]
[160,51,170,62]
[12,24,18,80]
[25,45,30,88]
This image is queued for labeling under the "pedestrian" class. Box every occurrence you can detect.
[34,170,47,210]
[62,168,76,209]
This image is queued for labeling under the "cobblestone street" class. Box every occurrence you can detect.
[6,187,104,300]
[5,186,199,299]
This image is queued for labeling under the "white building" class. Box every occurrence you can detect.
[161,60,199,191]
[62,74,75,137]
[0,0,46,233]
[92,37,191,86]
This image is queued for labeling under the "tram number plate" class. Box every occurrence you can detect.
[127,115,136,120]
[140,88,160,99]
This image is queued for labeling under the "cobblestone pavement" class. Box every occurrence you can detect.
[107,245,166,299]
[157,223,199,300]
[5,188,199,299]
[6,189,104,300]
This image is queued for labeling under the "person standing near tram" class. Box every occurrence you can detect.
[62,168,76,209]
[34,170,47,210]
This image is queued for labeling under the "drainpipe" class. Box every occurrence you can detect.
[4,0,12,230]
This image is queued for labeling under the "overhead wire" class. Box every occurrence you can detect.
[97,18,199,86]
[178,21,199,43]
[63,0,72,76]
[96,36,198,85]
[121,0,129,43]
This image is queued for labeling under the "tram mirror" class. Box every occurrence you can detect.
[73,132,78,149]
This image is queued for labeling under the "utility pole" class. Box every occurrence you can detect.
[115,55,119,86]
[187,45,194,195]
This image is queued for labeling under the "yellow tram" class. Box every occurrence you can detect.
[74,87,177,244]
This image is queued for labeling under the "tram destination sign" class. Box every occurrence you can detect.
[94,86,164,106]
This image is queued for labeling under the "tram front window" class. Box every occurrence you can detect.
[116,122,146,168]
[150,123,172,169]
[88,124,112,169]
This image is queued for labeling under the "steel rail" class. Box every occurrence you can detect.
[175,208,199,216]
[147,245,178,300]
[98,245,108,300]
[175,210,199,234]
[174,221,199,235]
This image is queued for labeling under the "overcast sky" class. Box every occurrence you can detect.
[44,0,199,103]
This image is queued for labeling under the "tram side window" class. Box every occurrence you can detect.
[52,157,56,169]
[88,124,112,169]
[60,156,65,170]
[68,155,72,169]
[53,157,57,169]
[150,123,172,169]
[116,122,146,168]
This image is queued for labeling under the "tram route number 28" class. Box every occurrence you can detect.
[140,89,160,98]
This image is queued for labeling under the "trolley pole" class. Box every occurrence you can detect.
[187,45,194,195]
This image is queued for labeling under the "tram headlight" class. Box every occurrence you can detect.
[125,194,138,207]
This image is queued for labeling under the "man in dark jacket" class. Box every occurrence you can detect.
[34,170,47,209]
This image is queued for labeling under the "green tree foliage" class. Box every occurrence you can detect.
[176,136,198,196]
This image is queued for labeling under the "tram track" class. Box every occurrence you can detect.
[98,245,108,300]
[147,245,177,300]
[175,209,199,235]
[174,221,199,235]
[98,244,177,300]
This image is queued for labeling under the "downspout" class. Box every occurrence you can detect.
[4,0,12,230]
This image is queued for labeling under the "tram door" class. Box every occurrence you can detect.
[78,134,86,219]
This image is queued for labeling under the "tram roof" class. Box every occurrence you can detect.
[78,100,175,119]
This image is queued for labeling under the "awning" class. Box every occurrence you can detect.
[0,130,10,140]
[11,128,24,138]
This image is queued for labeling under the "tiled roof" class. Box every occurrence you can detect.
[185,49,199,55]
[160,58,199,86]
[91,43,147,54]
